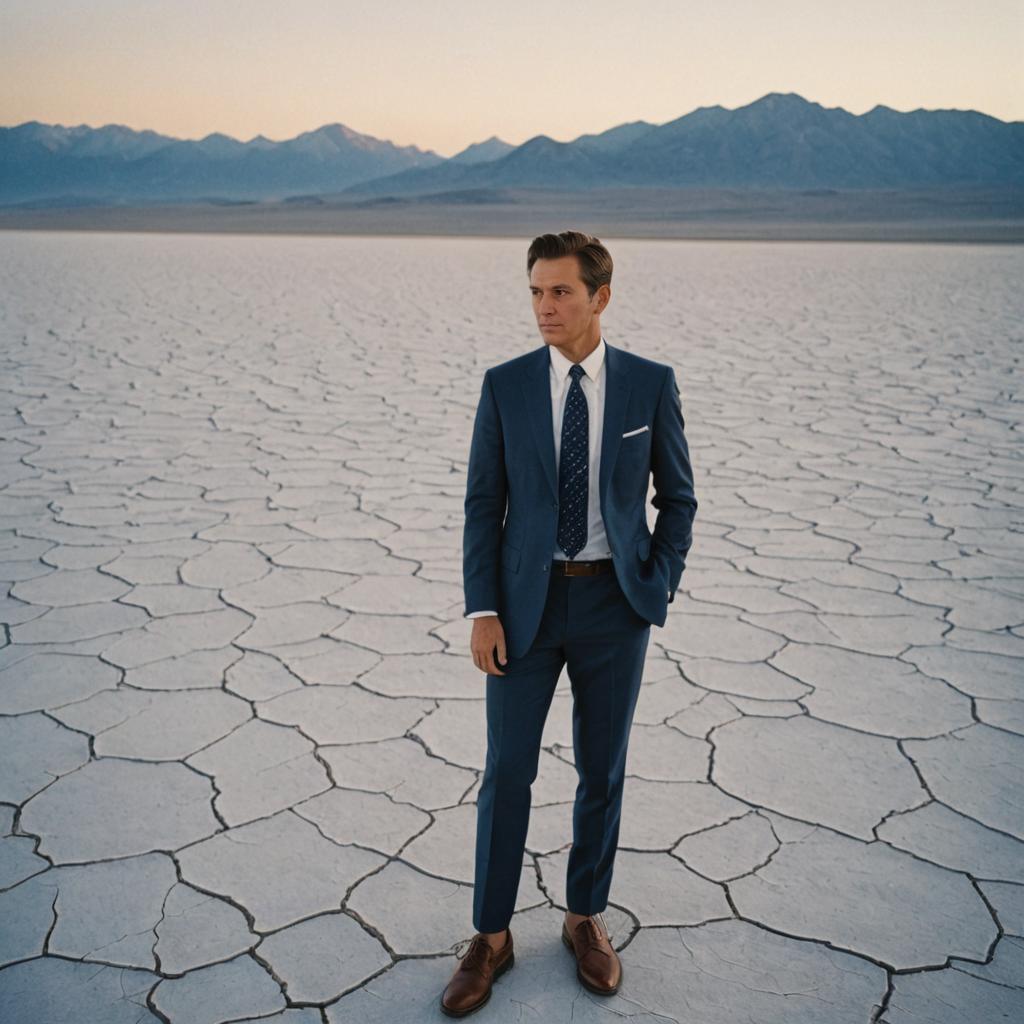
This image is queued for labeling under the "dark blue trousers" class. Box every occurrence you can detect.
[472,560,651,933]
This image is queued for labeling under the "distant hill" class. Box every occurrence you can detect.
[345,93,1024,196]
[0,121,444,204]
[449,135,515,165]
[1,92,1022,207]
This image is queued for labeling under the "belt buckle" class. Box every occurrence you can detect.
[564,559,601,576]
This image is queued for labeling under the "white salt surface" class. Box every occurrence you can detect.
[0,231,1022,1022]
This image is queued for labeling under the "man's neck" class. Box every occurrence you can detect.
[554,328,601,365]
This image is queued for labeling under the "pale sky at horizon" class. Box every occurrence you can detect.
[2,0,1020,157]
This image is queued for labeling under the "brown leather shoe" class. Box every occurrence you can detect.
[440,928,515,1017]
[561,912,622,995]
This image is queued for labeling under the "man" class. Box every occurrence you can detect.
[441,230,697,1017]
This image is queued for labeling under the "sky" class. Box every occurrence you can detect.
[1,0,1021,156]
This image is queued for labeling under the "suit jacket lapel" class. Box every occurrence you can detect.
[599,342,630,507]
[522,345,557,499]
[520,340,631,505]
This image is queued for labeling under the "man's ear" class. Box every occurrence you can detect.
[595,284,611,315]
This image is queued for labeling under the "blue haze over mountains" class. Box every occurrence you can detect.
[1,92,1021,207]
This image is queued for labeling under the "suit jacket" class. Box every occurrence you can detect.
[463,340,697,660]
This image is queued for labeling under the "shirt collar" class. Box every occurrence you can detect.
[549,335,606,383]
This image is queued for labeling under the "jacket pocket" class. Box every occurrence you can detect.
[501,541,521,573]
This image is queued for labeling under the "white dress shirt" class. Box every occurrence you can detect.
[467,336,611,619]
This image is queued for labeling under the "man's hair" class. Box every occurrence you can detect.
[526,230,613,298]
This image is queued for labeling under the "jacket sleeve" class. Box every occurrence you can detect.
[463,369,508,615]
[650,366,698,602]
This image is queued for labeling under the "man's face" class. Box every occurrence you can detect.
[529,255,608,348]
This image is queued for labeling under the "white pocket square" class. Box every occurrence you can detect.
[622,425,649,438]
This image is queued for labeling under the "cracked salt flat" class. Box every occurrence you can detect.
[0,231,1022,1023]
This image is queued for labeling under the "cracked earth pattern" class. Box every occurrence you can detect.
[0,231,1022,1023]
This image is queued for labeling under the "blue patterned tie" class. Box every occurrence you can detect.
[557,363,589,559]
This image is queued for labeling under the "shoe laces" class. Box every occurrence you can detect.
[452,934,493,976]
[577,912,612,959]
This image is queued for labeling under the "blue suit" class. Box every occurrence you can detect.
[462,339,698,932]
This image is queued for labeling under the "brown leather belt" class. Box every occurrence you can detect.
[552,557,613,576]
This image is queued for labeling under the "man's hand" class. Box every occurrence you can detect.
[471,615,508,675]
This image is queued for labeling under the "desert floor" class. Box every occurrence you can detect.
[1,232,1022,1022]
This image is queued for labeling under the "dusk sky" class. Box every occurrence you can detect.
[2,0,1021,156]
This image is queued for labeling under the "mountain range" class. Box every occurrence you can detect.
[1,92,1021,207]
